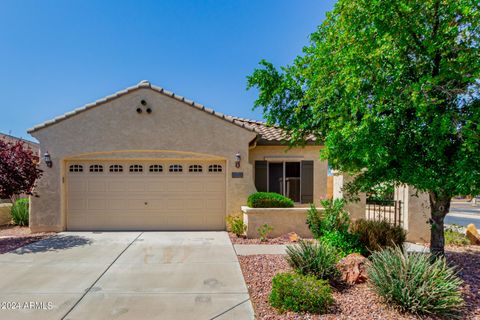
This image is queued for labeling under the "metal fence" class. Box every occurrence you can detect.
[366,199,403,227]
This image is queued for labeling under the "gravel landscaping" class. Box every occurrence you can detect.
[0,225,54,254]
[238,245,480,320]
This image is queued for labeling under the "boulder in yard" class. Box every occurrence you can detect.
[466,224,480,245]
[288,232,300,242]
[336,253,368,285]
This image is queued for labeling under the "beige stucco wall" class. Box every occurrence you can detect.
[395,185,430,243]
[332,172,366,221]
[29,87,258,232]
[242,206,316,238]
[0,204,12,225]
[248,145,328,206]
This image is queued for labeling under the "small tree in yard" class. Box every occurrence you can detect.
[0,139,42,201]
[247,0,480,257]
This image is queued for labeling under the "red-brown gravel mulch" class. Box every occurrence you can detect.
[229,232,314,245]
[238,245,480,320]
[0,225,54,254]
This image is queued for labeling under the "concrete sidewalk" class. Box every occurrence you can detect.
[0,232,253,320]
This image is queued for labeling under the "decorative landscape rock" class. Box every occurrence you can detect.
[288,232,300,242]
[466,224,480,245]
[336,253,368,285]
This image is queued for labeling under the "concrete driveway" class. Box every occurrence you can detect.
[0,232,253,320]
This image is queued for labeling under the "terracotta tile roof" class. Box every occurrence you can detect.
[27,80,315,144]
[231,117,316,143]
[229,117,288,142]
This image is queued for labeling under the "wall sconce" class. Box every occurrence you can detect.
[44,151,52,168]
[235,152,241,168]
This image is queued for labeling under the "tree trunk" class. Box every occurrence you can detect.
[429,192,451,258]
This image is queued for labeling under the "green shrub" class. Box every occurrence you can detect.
[367,246,464,317]
[257,224,273,241]
[306,199,365,257]
[321,230,364,257]
[319,199,350,234]
[226,215,246,237]
[11,198,29,226]
[247,192,294,208]
[306,204,323,238]
[269,272,333,314]
[286,240,339,280]
[351,219,406,254]
[306,199,350,238]
[444,229,469,246]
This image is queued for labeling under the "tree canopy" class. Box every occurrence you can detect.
[247,0,480,256]
[0,140,42,200]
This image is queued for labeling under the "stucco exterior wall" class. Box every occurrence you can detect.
[29,88,258,232]
[0,204,12,225]
[242,206,316,238]
[248,145,328,205]
[395,185,430,243]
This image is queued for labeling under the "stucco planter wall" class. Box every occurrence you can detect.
[0,203,12,225]
[241,206,321,238]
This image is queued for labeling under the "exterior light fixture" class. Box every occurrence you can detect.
[235,152,241,168]
[44,151,52,168]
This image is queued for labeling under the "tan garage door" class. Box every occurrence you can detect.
[66,160,226,230]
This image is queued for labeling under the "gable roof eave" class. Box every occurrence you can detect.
[27,80,258,135]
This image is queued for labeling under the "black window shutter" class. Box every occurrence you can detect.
[301,161,314,203]
[254,161,268,192]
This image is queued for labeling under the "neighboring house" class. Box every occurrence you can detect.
[0,133,39,203]
[0,132,39,154]
[27,81,327,232]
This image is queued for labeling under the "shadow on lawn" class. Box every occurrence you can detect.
[11,234,92,254]
[446,248,480,319]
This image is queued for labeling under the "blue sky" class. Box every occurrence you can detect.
[0,0,336,141]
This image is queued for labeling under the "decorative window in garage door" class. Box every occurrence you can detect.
[109,164,123,172]
[89,164,104,172]
[169,164,183,172]
[188,165,203,172]
[69,164,83,172]
[149,164,163,172]
[129,164,143,172]
[208,164,222,172]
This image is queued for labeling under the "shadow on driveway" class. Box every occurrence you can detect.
[11,234,92,254]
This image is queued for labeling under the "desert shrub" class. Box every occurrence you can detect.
[351,219,406,254]
[286,240,339,280]
[367,246,464,317]
[444,229,469,246]
[306,199,365,256]
[257,224,273,241]
[319,199,350,233]
[11,198,29,226]
[306,204,323,238]
[321,230,364,257]
[226,215,246,237]
[269,272,333,314]
[247,192,294,208]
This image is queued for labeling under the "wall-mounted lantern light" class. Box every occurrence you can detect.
[44,151,52,168]
[235,152,241,168]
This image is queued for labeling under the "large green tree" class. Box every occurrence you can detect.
[247,0,480,256]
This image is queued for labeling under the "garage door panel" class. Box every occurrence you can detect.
[108,181,129,192]
[67,160,226,230]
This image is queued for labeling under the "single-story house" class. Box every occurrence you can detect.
[27,81,328,232]
[0,132,39,154]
